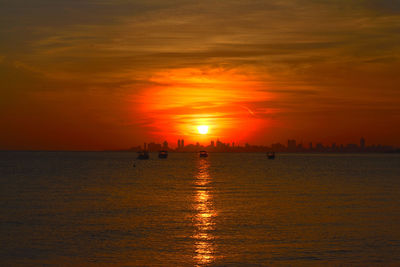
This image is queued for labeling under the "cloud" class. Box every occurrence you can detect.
[1,0,400,148]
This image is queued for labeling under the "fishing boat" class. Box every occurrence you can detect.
[137,151,149,160]
[158,150,168,159]
[267,152,275,159]
[199,150,208,157]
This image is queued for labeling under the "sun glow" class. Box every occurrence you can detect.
[137,67,271,143]
[197,125,209,135]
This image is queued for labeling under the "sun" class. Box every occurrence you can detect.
[197,125,209,135]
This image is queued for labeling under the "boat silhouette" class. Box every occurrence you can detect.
[158,150,168,159]
[199,150,208,157]
[267,152,275,159]
[137,151,149,160]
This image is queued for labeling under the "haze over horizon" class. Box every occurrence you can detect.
[1,0,399,150]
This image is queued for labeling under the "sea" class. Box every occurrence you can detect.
[1,151,400,266]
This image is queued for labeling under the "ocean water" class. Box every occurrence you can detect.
[1,152,400,266]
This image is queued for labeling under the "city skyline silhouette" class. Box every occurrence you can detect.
[128,137,398,153]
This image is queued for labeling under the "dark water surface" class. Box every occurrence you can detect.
[1,152,400,266]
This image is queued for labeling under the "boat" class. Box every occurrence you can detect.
[158,150,168,159]
[137,151,149,160]
[267,152,275,159]
[199,150,208,157]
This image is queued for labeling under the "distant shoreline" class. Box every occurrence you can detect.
[1,150,399,154]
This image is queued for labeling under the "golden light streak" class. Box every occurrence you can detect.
[193,158,218,265]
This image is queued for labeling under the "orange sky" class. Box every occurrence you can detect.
[1,0,399,150]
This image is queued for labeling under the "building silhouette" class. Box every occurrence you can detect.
[288,139,296,151]
[163,140,168,150]
[360,137,365,150]
[148,142,161,152]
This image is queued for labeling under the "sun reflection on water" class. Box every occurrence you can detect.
[193,158,217,266]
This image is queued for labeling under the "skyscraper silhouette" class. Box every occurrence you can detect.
[360,137,365,150]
